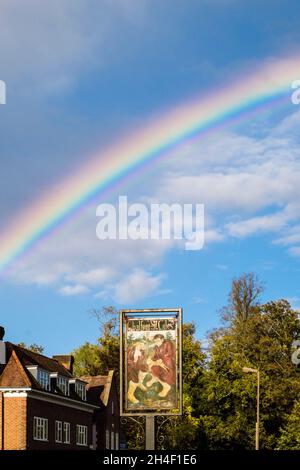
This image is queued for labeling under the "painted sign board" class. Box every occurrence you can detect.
[120,308,182,416]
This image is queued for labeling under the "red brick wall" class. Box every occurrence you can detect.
[0,392,3,450]
[0,390,118,450]
[1,394,27,450]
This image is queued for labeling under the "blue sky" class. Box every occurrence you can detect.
[1,0,300,356]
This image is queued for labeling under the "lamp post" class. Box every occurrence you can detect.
[242,367,260,450]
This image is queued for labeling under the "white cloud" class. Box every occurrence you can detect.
[274,224,300,246]
[7,106,300,300]
[113,269,164,304]
[226,211,289,238]
[94,290,110,300]
[9,208,170,302]
[205,229,225,243]
[288,247,300,257]
[59,284,90,296]
[5,1,300,305]
[151,110,300,250]
[66,267,116,286]
[0,0,148,95]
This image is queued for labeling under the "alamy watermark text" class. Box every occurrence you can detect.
[0,80,6,105]
[96,196,205,250]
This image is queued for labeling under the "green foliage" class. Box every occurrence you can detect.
[72,342,104,376]
[72,306,119,378]
[159,323,206,450]
[198,277,300,449]
[18,342,44,354]
[277,399,300,449]
[72,274,300,449]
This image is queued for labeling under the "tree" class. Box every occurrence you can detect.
[198,274,300,449]
[18,342,44,354]
[72,342,104,377]
[222,272,263,323]
[71,277,300,450]
[159,323,206,450]
[277,399,300,449]
[72,306,119,377]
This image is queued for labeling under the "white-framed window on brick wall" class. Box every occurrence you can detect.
[76,424,88,446]
[33,417,48,441]
[55,420,63,443]
[63,422,71,444]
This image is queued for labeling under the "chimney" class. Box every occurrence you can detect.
[53,355,74,375]
[0,326,6,365]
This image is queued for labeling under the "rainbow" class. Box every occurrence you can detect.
[1,55,299,274]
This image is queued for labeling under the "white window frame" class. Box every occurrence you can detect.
[33,417,48,441]
[57,376,69,396]
[55,420,63,443]
[76,424,88,446]
[37,369,50,391]
[63,422,71,444]
[111,430,114,450]
[75,381,86,401]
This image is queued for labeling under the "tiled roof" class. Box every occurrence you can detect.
[81,370,114,407]
[0,343,115,411]
[6,342,73,378]
[0,350,42,389]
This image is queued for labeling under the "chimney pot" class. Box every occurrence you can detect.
[0,326,6,365]
[0,326,5,341]
[53,355,74,375]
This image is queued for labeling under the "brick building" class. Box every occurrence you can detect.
[0,327,121,450]
[81,372,122,450]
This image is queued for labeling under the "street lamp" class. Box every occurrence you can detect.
[242,367,260,450]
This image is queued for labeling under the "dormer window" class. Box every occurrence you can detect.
[69,378,87,401]
[75,381,86,401]
[37,369,50,391]
[50,373,70,395]
[26,366,50,391]
[70,379,86,401]
[57,376,69,396]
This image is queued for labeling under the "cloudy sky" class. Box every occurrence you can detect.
[1,0,300,355]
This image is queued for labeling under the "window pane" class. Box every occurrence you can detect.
[111,431,114,450]
[76,425,88,445]
[34,417,48,441]
[37,369,50,390]
[63,422,70,444]
[55,421,62,442]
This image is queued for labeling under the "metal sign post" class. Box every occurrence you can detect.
[145,416,155,450]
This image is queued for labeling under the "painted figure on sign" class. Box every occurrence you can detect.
[127,340,149,404]
[146,334,175,398]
